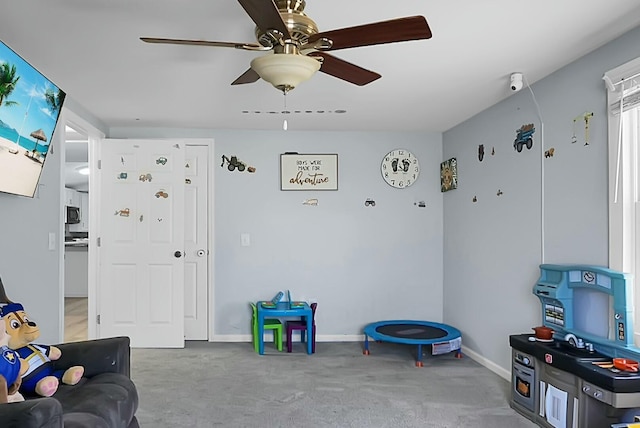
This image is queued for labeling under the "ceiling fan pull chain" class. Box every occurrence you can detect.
[283,93,288,131]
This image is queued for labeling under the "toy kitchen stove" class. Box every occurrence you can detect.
[510,264,640,428]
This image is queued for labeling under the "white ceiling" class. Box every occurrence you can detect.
[2,1,640,135]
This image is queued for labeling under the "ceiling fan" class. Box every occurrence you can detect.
[141,0,432,94]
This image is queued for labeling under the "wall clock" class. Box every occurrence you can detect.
[380,149,420,189]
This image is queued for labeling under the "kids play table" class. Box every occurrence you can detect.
[257,301,313,355]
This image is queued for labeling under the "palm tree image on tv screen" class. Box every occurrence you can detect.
[0,39,66,198]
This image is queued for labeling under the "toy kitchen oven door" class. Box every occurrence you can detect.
[512,349,536,416]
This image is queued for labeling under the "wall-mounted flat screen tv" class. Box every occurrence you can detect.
[0,39,65,198]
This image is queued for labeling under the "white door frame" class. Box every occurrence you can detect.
[58,108,105,341]
[207,139,215,342]
[58,115,215,342]
[183,139,215,342]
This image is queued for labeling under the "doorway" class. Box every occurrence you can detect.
[92,138,212,346]
[63,122,89,342]
[58,113,213,345]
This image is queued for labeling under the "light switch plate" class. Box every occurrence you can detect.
[241,233,250,247]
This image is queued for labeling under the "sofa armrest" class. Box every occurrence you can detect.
[54,336,131,378]
[0,397,64,428]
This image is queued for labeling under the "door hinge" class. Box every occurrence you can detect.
[97,159,101,170]
[96,237,101,247]
[96,314,101,324]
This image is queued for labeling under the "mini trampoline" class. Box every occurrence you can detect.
[363,320,462,367]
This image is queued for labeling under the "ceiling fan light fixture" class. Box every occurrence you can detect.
[76,165,90,175]
[251,54,321,93]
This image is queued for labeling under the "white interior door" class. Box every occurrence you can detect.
[184,144,209,340]
[97,139,185,348]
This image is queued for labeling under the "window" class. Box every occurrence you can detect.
[606,57,640,344]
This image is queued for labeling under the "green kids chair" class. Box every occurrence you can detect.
[250,302,283,352]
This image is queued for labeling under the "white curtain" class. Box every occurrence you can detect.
[606,59,640,344]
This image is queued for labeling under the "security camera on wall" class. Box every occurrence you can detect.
[510,72,524,92]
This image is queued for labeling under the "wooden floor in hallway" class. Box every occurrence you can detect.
[64,297,88,342]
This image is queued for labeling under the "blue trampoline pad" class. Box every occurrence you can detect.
[364,320,461,345]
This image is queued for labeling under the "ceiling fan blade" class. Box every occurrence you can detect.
[309,52,381,86]
[237,0,291,39]
[231,68,261,85]
[140,37,264,51]
[308,16,432,51]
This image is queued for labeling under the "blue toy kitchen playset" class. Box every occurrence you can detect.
[510,264,640,428]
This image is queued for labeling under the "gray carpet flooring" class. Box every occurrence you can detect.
[131,341,537,428]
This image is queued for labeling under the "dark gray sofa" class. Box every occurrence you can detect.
[0,336,139,428]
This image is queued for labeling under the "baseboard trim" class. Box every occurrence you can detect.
[461,345,510,380]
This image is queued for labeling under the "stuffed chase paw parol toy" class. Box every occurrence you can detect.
[0,302,84,397]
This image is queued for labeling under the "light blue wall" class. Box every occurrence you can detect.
[0,120,64,343]
[110,128,444,337]
[443,25,640,370]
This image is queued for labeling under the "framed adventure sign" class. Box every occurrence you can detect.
[280,153,338,190]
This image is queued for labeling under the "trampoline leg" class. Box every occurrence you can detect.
[455,348,463,359]
[363,335,370,355]
[415,344,423,367]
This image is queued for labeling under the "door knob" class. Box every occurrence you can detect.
[196,250,206,257]
[174,251,182,258]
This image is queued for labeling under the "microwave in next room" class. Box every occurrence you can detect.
[66,206,80,224]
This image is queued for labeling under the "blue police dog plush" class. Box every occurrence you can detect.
[0,302,84,397]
